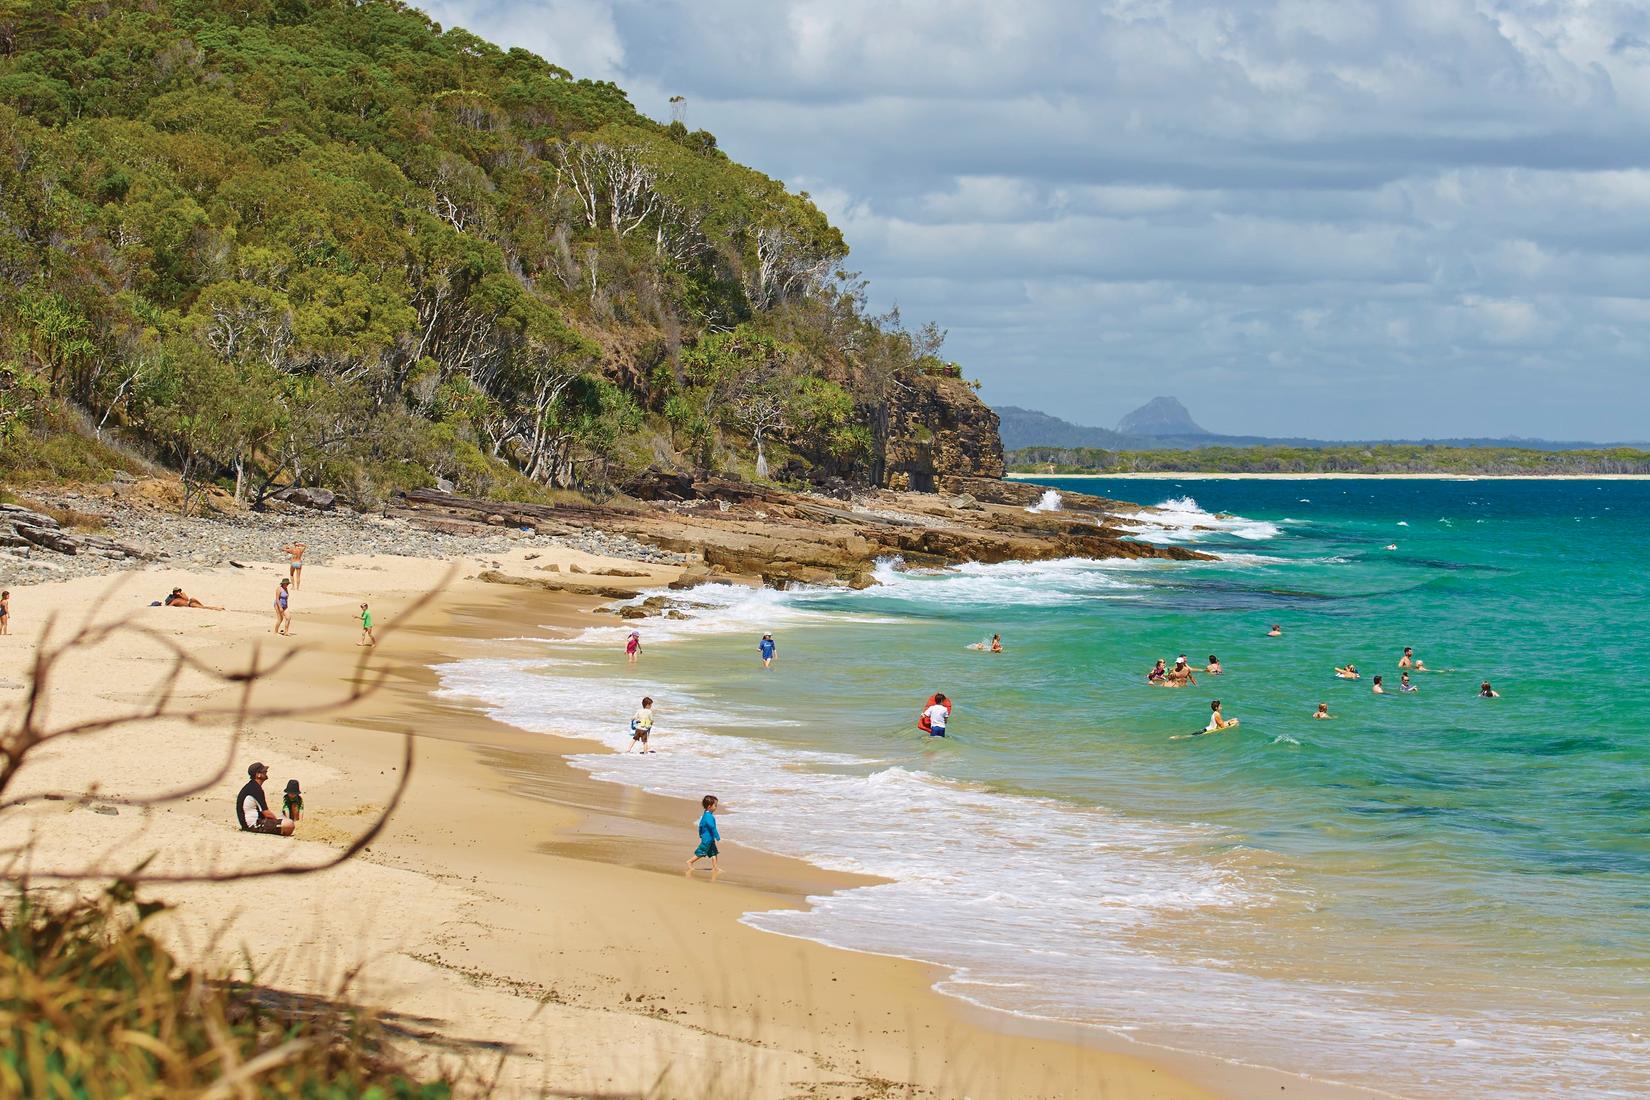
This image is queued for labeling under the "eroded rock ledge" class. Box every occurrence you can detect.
[394,478,1210,589]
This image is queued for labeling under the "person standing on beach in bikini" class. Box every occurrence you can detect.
[273,578,293,635]
[282,542,307,589]
[625,630,641,664]
[0,590,9,635]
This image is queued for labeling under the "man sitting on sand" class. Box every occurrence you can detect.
[164,587,223,610]
[235,762,294,836]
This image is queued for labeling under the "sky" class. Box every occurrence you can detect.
[415,0,1650,441]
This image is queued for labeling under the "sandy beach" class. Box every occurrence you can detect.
[0,536,1382,1099]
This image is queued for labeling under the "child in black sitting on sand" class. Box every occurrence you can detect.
[282,779,303,823]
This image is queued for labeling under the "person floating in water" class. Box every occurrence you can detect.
[1398,647,1428,671]
[920,693,951,737]
[1205,654,1221,674]
[759,632,776,668]
[1205,699,1240,733]
[1267,624,1282,637]
[1147,659,1169,685]
[686,794,721,872]
[1399,671,1419,693]
[1480,681,1500,698]
[1335,664,1360,680]
[1372,675,1386,694]
[1313,702,1332,720]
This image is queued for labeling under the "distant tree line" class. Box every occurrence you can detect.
[1007,445,1650,476]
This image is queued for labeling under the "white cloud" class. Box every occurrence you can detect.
[412,0,1650,439]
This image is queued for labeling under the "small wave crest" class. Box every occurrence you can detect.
[1113,496,1282,544]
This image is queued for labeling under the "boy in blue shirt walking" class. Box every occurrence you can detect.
[686,794,721,872]
[759,633,776,668]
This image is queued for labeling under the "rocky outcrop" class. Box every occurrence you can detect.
[882,373,1004,492]
[0,503,160,561]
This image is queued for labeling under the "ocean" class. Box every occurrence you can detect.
[436,477,1650,1098]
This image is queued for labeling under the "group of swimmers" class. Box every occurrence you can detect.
[1159,631,1503,735]
[1147,654,1219,687]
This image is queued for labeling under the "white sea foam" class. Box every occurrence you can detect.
[435,634,1647,1099]
[1025,489,1063,513]
[1111,496,1282,544]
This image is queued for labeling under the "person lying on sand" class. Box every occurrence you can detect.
[164,587,223,610]
[1205,699,1239,732]
[1335,664,1360,679]
[1480,681,1500,698]
[1313,702,1332,720]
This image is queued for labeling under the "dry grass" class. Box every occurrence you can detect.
[0,882,454,1099]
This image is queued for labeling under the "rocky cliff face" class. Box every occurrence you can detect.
[882,374,1005,492]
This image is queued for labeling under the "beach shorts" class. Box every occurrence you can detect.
[632,729,649,741]
[928,729,947,738]
[694,839,719,858]
[248,818,287,835]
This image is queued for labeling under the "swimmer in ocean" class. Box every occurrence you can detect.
[1205,654,1222,674]
[1399,647,1429,671]
[1313,702,1332,720]
[1205,699,1239,732]
[990,633,1002,653]
[1267,624,1282,637]
[1372,675,1386,694]
[1399,671,1419,693]
[1335,664,1360,680]
[1147,659,1168,684]
[1479,681,1500,698]
[1168,655,1197,687]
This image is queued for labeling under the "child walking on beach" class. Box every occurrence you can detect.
[686,795,720,871]
[357,602,376,647]
[0,590,9,636]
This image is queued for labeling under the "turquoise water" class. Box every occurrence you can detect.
[439,478,1650,1097]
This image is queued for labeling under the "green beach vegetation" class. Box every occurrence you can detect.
[0,0,951,502]
[0,882,450,1099]
[1007,444,1650,476]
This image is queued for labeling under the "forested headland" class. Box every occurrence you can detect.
[1008,444,1650,476]
[0,0,979,504]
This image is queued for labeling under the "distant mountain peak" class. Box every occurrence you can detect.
[1117,396,1208,438]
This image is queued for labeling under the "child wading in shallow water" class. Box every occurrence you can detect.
[686,794,720,871]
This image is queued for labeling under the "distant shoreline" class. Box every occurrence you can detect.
[1006,471,1650,481]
